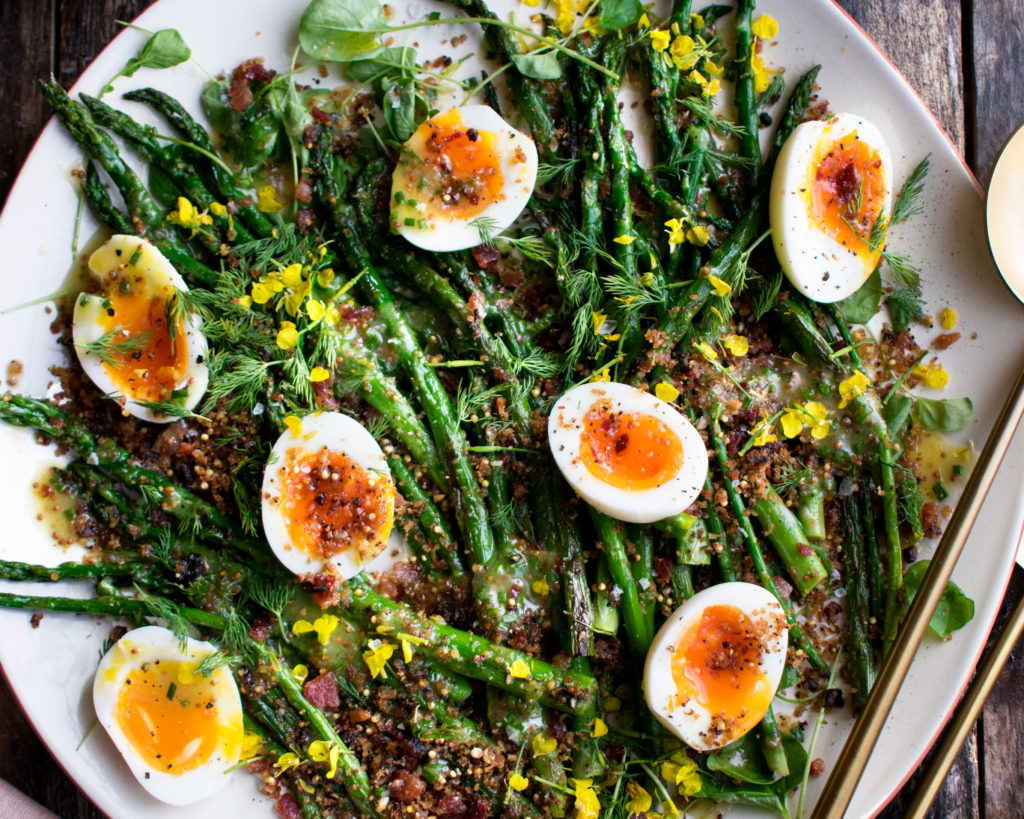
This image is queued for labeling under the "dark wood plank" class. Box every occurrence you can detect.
[56,0,154,91]
[836,0,965,154]
[970,0,1024,183]
[0,0,56,205]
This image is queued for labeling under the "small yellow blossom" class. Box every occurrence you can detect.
[590,718,608,738]
[532,578,550,596]
[687,224,711,245]
[309,366,330,382]
[532,733,557,756]
[690,12,704,28]
[276,321,299,351]
[241,732,263,759]
[664,218,686,245]
[637,12,650,27]
[284,415,303,436]
[752,14,779,40]
[751,54,773,95]
[687,69,708,88]
[780,406,805,438]
[626,782,652,813]
[704,78,721,98]
[251,282,274,305]
[592,310,609,336]
[940,307,957,330]
[257,185,284,213]
[655,381,680,403]
[670,35,699,70]
[294,614,340,647]
[308,740,340,779]
[291,664,309,683]
[707,275,731,297]
[650,30,671,52]
[509,658,532,679]
[317,267,336,287]
[591,368,612,383]
[509,772,529,791]
[176,661,198,685]
[522,0,541,6]
[914,360,949,389]
[209,201,227,217]
[803,401,831,439]
[236,294,252,310]
[694,341,717,359]
[362,640,396,678]
[661,754,702,797]
[307,299,326,322]
[703,59,723,76]
[281,263,305,288]
[275,752,301,774]
[168,197,213,235]
[838,370,871,408]
[662,800,681,817]
[613,234,636,245]
[723,334,749,357]
[397,632,427,664]
[750,418,777,447]
[571,779,601,819]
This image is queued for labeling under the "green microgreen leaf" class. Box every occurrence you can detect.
[903,560,975,638]
[913,396,973,432]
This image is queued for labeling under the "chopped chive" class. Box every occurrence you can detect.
[404,217,416,227]
[952,464,964,477]
[394,191,405,204]
[933,482,949,501]
[128,247,143,266]
[166,681,177,701]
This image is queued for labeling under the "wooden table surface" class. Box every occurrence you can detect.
[1,0,1023,816]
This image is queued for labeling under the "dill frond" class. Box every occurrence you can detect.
[75,327,154,367]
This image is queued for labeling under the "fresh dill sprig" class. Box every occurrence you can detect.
[755,71,786,107]
[890,155,930,226]
[456,381,509,426]
[75,327,154,367]
[137,589,190,649]
[470,216,555,267]
[203,351,278,414]
[886,287,926,333]
[195,649,243,677]
[775,461,812,497]
[148,528,175,567]
[681,97,747,137]
[131,398,208,421]
[537,156,582,188]
[604,272,666,312]
[138,483,167,508]
[245,575,292,640]
[752,273,784,321]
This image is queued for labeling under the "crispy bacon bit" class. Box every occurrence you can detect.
[294,177,314,204]
[312,377,339,410]
[921,501,945,538]
[389,770,426,803]
[303,671,341,709]
[934,332,961,350]
[274,792,302,819]
[810,758,826,777]
[311,106,332,124]
[248,610,276,642]
[471,245,501,269]
[228,59,277,111]
[30,612,43,628]
[340,304,375,325]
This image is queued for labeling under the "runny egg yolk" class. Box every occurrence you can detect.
[671,605,773,741]
[579,400,684,491]
[279,447,394,562]
[115,659,235,775]
[396,108,505,221]
[806,130,886,263]
[97,276,187,404]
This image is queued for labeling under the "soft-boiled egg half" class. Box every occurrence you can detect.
[547,382,708,524]
[644,582,788,751]
[389,105,538,252]
[93,626,244,805]
[770,112,893,303]
[72,235,208,422]
[262,411,398,577]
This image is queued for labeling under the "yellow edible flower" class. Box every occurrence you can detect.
[362,639,396,678]
[751,54,774,95]
[275,752,301,774]
[509,658,532,679]
[276,321,299,351]
[613,234,636,245]
[670,35,699,70]
[509,772,530,791]
[703,59,723,76]
[650,30,671,52]
[693,341,717,360]
[662,800,681,817]
[397,632,427,663]
[707,274,731,297]
[802,401,831,439]
[317,267,336,287]
[591,368,611,383]
[687,224,711,245]
[283,415,303,436]
[838,370,871,408]
[703,78,721,98]
[661,754,702,797]
[664,218,686,245]
[532,732,557,756]
[570,779,600,819]
[626,782,652,813]
[291,663,309,683]
[590,718,608,738]
[236,294,252,310]
[532,578,550,596]
[637,12,650,28]
[655,381,680,403]
[168,197,213,236]
[308,740,340,779]
[294,614,340,647]
[751,14,779,40]
[241,732,263,759]
[592,310,609,336]
[690,12,704,28]
[940,307,957,330]
[780,406,806,439]
[522,0,541,6]
[251,282,274,305]
[687,69,707,88]
[914,360,949,389]
[257,185,284,213]
[750,418,777,447]
[280,264,303,288]
[209,201,227,217]
[307,299,326,322]
[309,366,330,383]
[723,334,749,357]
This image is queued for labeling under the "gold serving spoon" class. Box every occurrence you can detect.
[810,124,1024,818]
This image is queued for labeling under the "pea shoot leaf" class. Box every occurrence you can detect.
[100,28,190,97]
[914,396,973,432]
[706,733,774,785]
[345,46,418,82]
[835,269,882,324]
[298,0,386,62]
[904,560,975,639]
[599,0,643,30]
[511,52,563,80]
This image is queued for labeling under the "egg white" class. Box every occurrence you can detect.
[547,382,708,524]
[643,582,788,752]
[261,411,399,577]
[93,626,243,805]
[72,235,209,423]
[769,112,893,303]
[390,105,538,252]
